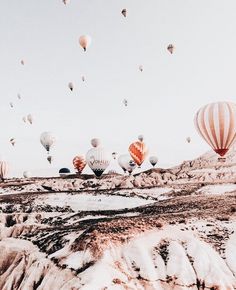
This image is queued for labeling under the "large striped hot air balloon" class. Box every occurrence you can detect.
[73,155,87,174]
[0,161,9,181]
[129,135,148,167]
[86,140,111,177]
[194,102,236,157]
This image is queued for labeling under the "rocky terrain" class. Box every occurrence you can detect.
[0,148,236,289]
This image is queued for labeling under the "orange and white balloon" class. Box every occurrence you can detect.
[73,155,87,174]
[194,102,236,157]
[79,35,91,52]
[129,136,148,167]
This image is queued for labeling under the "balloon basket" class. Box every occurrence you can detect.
[218,157,226,163]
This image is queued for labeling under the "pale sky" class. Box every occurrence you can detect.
[0,0,236,177]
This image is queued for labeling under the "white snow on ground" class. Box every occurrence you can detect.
[40,192,155,211]
[196,184,236,195]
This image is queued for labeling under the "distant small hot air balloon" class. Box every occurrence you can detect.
[129,135,148,167]
[73,155,86,174]
[10,102,13,108]
[20,60,25,65]
[27,114,33,124]
[47,155,53,164]
[63,0,69,5]
[123,99,128,107]
[167,44,175,54]
[22,116,27,123]
[121,8,127,17]
[186,137,191,143]
[10,138,15,146]
[194,102,236,157]
[23,171,31,178]
[86,139,111,177]
[149,156,158,167]
[91,138,101,148]
[79,35,92,52]
[139,65,143,72]
[82,76,85,82]
[40,132,56,154]
[0,161,9,181]
[68,82,74,91]
[17,93,21,100]
[112,152,118,160]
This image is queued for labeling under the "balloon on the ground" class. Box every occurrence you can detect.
[59,168,70,177]
[79,35,91,51]
[194,101,236,157]
[73,155,86,174]
[0,161,9,180]
[86,141,111,177]
[23,171,31,178]
[149,156,158,167]
[40,132,56,153]
[129,135,148,167]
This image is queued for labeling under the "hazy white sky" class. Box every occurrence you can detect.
[0,0,236,176]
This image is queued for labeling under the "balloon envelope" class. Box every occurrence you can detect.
[73,155,86,174]
[86,147,110,177]
[194,102,236,157]
[149,156,158,167]
[129,137,148,166]
[40,132,56,153]
[118,154,136,174]
[79,35,91,51]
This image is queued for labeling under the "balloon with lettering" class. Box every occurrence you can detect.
[194,101,236,157]
[86,140,111,177]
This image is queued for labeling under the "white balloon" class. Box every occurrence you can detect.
[91,138,101,148]
[23,171,31,178]
[118,154,136,174]
[40,132,56,153]
[27,114,33,124]
[86,147,110,177]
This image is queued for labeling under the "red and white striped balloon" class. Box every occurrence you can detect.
[194,102,236,157]
[129,136,148,166]
[73,156,87,174]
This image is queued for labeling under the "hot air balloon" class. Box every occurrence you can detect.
[82,76,85,82]
[23,171,31,178]
[121,8,127,17]
[91,138,101,148]
[194,102,236,157]
[17,93,21,100]
[27,114,33,124]
[47,155,53,164]
[10,102,13,108]
[20,59,25,65]
[22,116,27,123]
[73,155,86,174]
[118,154,136,174]
[10,138,15,146]
[68,82,74,91]
[112,152,118,160]
[63,0,69,4]
[139,65,143,72]
[149,156,158,167]
[0,161,9,181]
[59,168,71,177]
[167,44,175,54]
[79,35,91,52]
[40,132,56,154]
[86,140,111,177]
[123,99,128,107]
[186,137,191,143]
[129,135,148,167]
